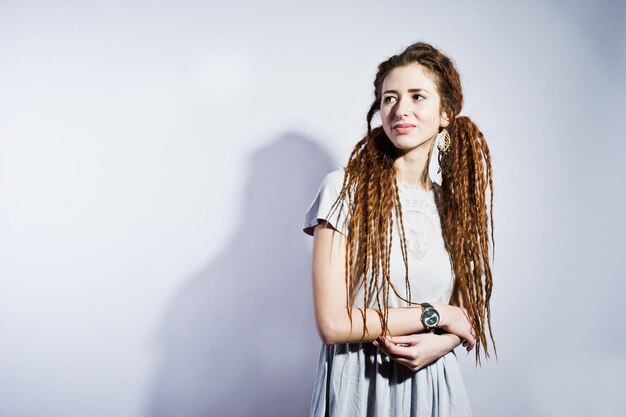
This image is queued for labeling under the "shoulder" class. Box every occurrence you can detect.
[303,167,350,237]
[319,167,346,190]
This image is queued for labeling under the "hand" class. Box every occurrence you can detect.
[372,333,461,372]
[432,303,475,350]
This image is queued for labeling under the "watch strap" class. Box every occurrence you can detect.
[419,302,439,332]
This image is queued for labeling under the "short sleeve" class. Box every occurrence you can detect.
[303,168,350,236]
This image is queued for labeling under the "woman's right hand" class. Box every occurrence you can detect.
[432,303,475,351]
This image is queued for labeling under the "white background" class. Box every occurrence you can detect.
[1,1,625,416]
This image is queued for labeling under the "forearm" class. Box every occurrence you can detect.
[317,301,471,345]
[316,305,426,344]
[437,332,463,353]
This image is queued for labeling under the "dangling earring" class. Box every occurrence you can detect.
[436,128,451,174]
[436,128,451,153]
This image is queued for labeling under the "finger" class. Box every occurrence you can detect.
[384,335,419,345]
[375,336,387,343]
[373,338,394,357]
[463,335,475,351]
[462,330,475,349]
[383,341,415,359]
[379,336,404,350]
[377,337,393,349]
[376,344,393,358]
[378,335,391,343]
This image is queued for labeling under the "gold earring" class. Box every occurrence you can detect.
[437,128,451,153]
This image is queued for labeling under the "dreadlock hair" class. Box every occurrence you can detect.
[331,42,495,362]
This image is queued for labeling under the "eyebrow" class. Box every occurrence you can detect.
[382,88,430,95]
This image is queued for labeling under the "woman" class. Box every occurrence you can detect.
[303,42,495,417]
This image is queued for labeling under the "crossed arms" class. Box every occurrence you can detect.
[311,222,475,371]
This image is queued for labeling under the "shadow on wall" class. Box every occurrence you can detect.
[144,133,336,417]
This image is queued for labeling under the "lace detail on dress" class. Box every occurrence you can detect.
[405,210,435,260]
[399,189,439,263]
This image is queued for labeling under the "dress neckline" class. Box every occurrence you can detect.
[397,182,435,193]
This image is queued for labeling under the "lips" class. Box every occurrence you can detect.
[393,123,415,134]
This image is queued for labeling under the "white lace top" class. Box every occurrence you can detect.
[303,168,454,307]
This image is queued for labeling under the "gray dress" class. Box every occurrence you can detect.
[303,168,472,417]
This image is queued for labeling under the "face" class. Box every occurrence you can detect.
[379,63,449,156]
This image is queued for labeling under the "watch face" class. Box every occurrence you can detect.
[423,309,440,327]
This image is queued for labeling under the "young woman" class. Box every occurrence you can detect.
[303,42,495,417]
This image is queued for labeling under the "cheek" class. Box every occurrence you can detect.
[381,119,394,139]
[417,107,439,126]
[379,108,392,128]
[382,122,392,138]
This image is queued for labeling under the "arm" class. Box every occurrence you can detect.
[312,223,475,346]
[372,268,475,372]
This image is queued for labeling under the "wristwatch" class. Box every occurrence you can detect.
[420,302,440,332]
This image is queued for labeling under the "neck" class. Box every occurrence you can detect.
[394,138,435,190]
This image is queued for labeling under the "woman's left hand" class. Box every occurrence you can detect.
[372,333,461,372]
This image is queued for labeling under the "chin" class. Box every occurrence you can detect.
[391,139,433,153]
[391,136,431,150]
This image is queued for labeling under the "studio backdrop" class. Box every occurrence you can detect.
[1,1,624,416]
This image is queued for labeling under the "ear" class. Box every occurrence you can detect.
[440,109,450,128]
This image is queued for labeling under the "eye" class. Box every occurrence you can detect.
[412,94,425,101]
[382,95,397,104]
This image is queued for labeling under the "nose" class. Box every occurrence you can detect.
[394,96,410,119]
